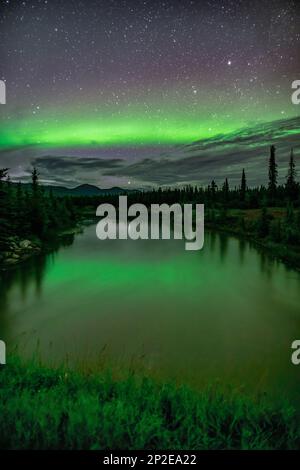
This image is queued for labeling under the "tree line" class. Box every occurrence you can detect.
[74,145,298,210]
[1,145,299,253]
[73,145,300,249]
[0,168,78,252]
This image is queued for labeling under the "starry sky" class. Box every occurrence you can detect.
[0,0,299,188]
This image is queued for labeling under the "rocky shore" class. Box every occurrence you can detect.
[0,237,42,269]
[0,221,90,271]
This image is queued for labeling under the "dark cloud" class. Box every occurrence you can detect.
[28,156,125,187]
[32,156,124,171]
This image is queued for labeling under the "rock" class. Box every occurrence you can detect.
[19,240,32,249]
[0,237,42,270]
[9,243,18,249]
[4,258,19,265]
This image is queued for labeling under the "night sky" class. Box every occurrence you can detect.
[0,0,299,188]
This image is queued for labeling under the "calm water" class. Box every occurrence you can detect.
[1,224,300,401]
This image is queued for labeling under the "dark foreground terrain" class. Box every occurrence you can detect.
[0,357,299,450]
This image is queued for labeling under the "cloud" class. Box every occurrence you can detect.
[33,155,124,171]
[103,117,300,186]
[29,156,125,187]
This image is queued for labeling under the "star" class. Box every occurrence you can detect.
[0,0,298,189]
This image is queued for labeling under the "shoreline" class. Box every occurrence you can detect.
[2,217,300,273]
[206,222,300,272]
[0,219,92,272]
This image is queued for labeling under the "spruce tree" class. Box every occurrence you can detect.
[240,169,246,201]
[29,167,47,238]
[210,180,217,203]
[286,148,298,201]
[222,178,229,201]
[268,145,278,204]
[0,169,11,251]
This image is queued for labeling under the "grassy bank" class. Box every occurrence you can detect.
[0,357,299,450]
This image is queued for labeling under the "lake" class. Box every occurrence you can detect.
[1,224,300,402]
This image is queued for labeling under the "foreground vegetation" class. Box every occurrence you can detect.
[0,357,299,450]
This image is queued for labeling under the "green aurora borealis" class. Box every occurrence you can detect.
[0,100,299,148]
[0,114,236,147]
[0,0,299,186]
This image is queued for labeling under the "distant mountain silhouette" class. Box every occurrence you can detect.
[63,184,131,196]
[12,182,138,196]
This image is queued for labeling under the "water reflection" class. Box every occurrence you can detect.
[1,227,300,403]
[238,239,246,265]
[219,233,228,262]
[0,234,75,332]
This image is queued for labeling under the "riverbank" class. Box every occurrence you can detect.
[208,223,300,271]
[0,236,42,268]
[0,219,91,271]
[0,356,299,450]
[206,208,300,271]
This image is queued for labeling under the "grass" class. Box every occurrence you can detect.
[0,357,300,450]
